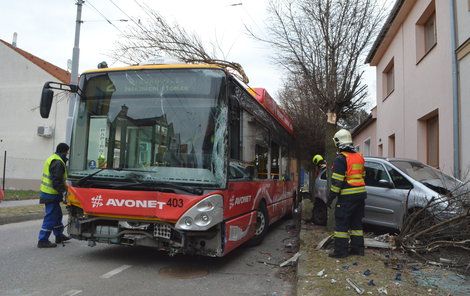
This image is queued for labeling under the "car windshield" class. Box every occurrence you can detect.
[390,160,460,190]
[69,68,228,188]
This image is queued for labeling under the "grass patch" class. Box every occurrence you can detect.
[0,205,43,217]
[4,190,39,201]
[0,204,66,218]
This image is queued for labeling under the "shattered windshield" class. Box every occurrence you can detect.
[69,68,228,188]
[390,160,460,190]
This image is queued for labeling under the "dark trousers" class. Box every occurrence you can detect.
[38,201,64,242]
[333,197,365,255]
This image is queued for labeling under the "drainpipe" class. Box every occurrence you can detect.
[449,0,460,178]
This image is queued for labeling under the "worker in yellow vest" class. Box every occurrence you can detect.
[328,129,367,258]
[37,143,71,248]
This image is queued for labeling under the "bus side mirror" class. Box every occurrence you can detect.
[40,88,54,118]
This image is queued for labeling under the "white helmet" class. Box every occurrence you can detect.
[333,129,353,148]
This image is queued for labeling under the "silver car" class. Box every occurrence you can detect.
[311,157,468,230]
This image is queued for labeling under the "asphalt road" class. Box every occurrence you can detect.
[0,218,297,296]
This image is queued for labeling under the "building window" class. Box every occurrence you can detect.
[426,115,439,168]
[388,134,395,158]
[378,144,383,157]
[424,13,437,53]
[416,1,436,62]
[383,58,394,98]
[363,138,371,156]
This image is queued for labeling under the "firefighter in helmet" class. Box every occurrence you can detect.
[327,129,367,258]
[312,154,326,169]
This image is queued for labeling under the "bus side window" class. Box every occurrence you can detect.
[240,110,269,179]
[271,141,280,180]
[280,146,289,181]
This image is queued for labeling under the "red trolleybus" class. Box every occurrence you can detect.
[39,63,299,256]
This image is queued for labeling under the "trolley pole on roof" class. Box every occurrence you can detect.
[66,0,84,144]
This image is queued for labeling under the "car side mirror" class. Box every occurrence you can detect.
[378,179,394,188]
[40,88,54,118]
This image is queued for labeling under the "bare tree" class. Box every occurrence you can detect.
[256,0,387,122]
[252,0,388,227]
[279,75,326,163]
[251,0,387,154]
[110,4,249,83]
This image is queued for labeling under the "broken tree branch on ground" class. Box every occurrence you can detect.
[396,179,470,269]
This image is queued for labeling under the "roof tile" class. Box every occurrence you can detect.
[0,39,70,83]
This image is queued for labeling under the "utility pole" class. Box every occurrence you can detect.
[66,0,84,144]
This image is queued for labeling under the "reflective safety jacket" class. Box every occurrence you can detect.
[40,154,67,195]
[329,151,366,198]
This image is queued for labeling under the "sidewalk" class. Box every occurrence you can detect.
[0,199,39,208]
[0,199,43,225]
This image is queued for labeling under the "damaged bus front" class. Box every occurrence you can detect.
[40,64,298,257]
[45,65,230,256]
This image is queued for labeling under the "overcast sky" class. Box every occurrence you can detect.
[0,0,376,106]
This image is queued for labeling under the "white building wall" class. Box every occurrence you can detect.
[0,43,68,189]
[456,0,470,176]
[460,56,470,175]
[402,0,454,174]
[456,1,470,46]
[374,0,454,174]
[375,26,405,159]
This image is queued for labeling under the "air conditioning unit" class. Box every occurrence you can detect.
[37,126,54,138]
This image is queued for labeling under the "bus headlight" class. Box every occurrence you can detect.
[175,194,223,231]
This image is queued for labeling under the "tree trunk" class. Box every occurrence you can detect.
[325,118,337,230]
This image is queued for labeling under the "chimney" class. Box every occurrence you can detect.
[12,32,17,47]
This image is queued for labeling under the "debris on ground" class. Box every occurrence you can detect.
[316,235,333,250]
[279,251,301,267]
[377,287,388,295]
[297,200,470,295]
[346,278,365,294]
[364,238,392,249]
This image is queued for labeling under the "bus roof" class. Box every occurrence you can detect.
[82,63,224,74]
[250,88,294,135]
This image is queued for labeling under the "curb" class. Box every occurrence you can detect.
[296,218,310,296]
[0,213,43,225]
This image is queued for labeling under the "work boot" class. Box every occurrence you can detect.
[37,240,57,248]
[349,248,365,256]
[55,235,71,244]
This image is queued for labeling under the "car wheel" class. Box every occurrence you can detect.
[248,202,269,246]
[312,198,327,226]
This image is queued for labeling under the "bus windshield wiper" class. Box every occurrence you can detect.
[76,168,122,187]
[112,180,203,195]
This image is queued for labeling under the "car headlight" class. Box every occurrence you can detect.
[175,194,223,231]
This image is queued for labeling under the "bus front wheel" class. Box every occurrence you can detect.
[248,203,269,246]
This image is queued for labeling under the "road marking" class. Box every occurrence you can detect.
[100,265,132,279]
[61,290,82,296]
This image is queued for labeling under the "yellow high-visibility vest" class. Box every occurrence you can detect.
[40,154,67,195]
